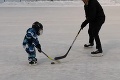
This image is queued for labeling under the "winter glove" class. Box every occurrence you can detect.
[38,48,42,53]
[36,44,42,53]
[81,20,88,29]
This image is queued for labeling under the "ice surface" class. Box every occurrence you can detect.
[0,2,120,80]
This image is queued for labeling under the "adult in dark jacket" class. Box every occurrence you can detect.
[81,0,105,56]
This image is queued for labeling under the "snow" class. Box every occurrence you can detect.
[0,0,120,7]
[0,1,120,80]
[1,1,83,7]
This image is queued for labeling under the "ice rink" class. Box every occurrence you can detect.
[0,6,120,80]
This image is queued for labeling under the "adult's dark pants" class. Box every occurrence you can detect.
[88,18,105,51]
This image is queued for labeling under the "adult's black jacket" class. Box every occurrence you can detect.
[84,0,105,24]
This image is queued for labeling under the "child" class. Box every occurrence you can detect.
[23,21,43,64]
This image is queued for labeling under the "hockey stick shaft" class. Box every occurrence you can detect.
[41,51,60,63]
[54,28,82,60]
[41,51,54,61]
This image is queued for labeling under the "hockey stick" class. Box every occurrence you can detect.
[41,51,54,61]
[54,28,82,60]
[41,51,60,63]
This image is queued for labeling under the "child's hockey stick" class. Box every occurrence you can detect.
[41,51,60,63]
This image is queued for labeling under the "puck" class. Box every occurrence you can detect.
[51,62,55,64]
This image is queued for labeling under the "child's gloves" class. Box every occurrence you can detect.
[38,48,42,53]
[36,44,42,53]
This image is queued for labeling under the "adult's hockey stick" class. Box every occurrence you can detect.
[54,28,82,60]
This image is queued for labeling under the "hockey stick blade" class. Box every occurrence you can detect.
[54,46,72,60]
[54,55,66,60]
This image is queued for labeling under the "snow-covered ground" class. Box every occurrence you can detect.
[0,0,120,7]
[0,1,120,80]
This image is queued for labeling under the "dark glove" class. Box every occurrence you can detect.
[38,48,42,53]
[36,44,42,53]
[81,20,88,29]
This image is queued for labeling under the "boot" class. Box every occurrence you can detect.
[84,43,94,47]
[91,49,103,57]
